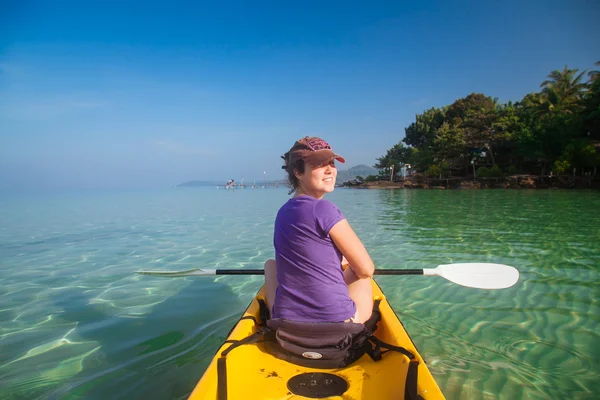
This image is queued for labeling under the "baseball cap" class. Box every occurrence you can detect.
[282,136,346,168]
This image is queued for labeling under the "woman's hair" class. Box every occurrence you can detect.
[282,156,305,194]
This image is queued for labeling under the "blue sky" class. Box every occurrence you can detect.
[1,0,599,190]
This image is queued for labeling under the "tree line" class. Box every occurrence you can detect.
[374,62,600,179]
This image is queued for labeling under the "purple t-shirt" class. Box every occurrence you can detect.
[272,195,356,322]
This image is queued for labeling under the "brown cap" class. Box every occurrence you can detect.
[283,136,346,168]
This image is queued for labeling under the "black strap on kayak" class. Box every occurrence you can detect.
[217,299,272,400]
[361,303,422,400]
[367,333,416,361]
[364,334,422,400]
[359,299,422,400]
[218,328,271,400]
[406,360,422,400]
[217,357,228,400]
[258,298,270,323]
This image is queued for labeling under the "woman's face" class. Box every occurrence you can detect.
[295,159,337,198]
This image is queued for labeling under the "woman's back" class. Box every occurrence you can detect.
[273,196,355,323]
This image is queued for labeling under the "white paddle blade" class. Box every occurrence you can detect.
[137,268,216,277]
[425,263,519,289]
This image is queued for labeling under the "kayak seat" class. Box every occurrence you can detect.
[217,299,422,400]
[263,300,383,369]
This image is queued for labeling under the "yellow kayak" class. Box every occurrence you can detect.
[189,279,445,399]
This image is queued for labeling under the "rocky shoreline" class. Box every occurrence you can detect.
[348,175,600,190]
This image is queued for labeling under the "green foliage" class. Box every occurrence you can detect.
[408,147,435,171]
[355,176,364,181]
[425,164,441,177]
[374,142,411,172]
[477,167,490,178]
[424,162,450,178]
[404,107,446,148]
[375,61,599,176]
[489,164,504,178]
[440,161,451,177]
[507,165,519,175]
[554,160,571,175]
[540,66,588,115]
[365,175,377,182]
[433,122,466,161]
[584,75,600,139]
[580,144,600,168]
[557,140,600,169]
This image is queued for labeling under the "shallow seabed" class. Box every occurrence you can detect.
[0,188,598,399]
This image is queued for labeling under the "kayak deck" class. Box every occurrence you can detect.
[189,279,445,399]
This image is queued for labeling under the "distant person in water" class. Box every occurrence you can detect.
[264,136,374,324]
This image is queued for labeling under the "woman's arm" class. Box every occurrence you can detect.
[329,219,375,279]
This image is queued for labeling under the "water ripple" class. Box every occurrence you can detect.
[1,188,599,399]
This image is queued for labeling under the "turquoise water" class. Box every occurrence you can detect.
[0,188,599,399]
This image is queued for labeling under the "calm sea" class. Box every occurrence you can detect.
[0,187,599,399]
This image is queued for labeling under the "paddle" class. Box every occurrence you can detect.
[137,262,519,290]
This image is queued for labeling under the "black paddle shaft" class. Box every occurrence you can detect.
[375,269,424,275]
[216,269,265,275]
[213,269,424,276]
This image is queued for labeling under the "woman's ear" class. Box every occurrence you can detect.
[293,168,303,179]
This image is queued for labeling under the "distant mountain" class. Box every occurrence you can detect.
[336,164,378,183]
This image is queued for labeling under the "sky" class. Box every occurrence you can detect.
[1,0,599,190]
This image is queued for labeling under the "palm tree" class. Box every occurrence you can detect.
[585,62,600,141]
[539,66,588,114]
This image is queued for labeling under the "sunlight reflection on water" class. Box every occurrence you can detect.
[0,188,598,399]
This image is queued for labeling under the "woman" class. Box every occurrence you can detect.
[265,136,374,324]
